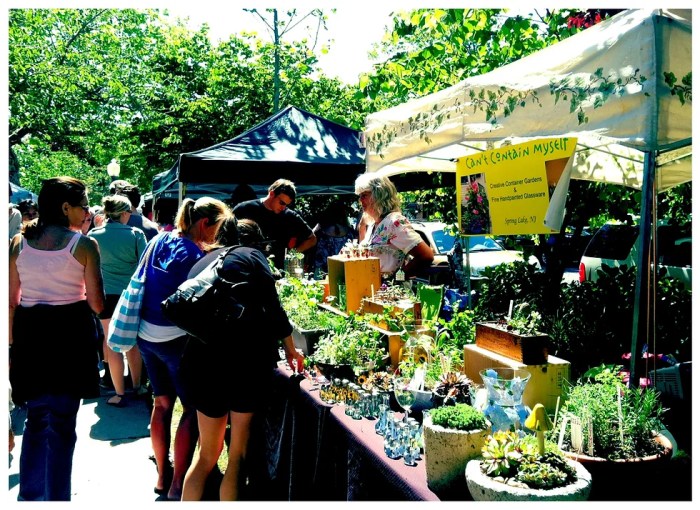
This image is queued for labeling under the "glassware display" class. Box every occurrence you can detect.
[393,374,417,424]
[375,404,390,435]
[479,367,532,434]
[284,250,305,278]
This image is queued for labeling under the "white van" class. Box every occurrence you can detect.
[578,223,692,289]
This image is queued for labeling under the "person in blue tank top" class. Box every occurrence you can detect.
[136,197,232,501]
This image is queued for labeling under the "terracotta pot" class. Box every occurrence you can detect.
[562,432,673,501]
[465,458,592,501]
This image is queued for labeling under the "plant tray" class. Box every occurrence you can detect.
[360,298,422,327]
[475,322,549,366]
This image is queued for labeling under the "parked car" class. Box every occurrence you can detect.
[411,221,541,285]
[578,223,692,289]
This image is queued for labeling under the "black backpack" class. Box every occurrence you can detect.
[161,245,251,344]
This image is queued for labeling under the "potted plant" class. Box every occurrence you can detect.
[465,406,592,501]
[307,314,389,381]
[553,364,673,500]
[277,277,343,355]
[431,371,475,407]
[475,302,549,365]
[396,335,465,412]
[423,403,490,492]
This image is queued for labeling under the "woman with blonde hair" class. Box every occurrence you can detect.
[88,194,147,406]
[9,176,105,500]
[180,215,304,501]
[354,174,434,280]
[136,197,231,500]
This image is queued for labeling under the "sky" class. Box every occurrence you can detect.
[165,5,395,84]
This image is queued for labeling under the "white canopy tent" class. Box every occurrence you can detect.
[365,9,691,190]
[364,9,692,385]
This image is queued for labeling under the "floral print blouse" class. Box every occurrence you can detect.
[361,211,422,275]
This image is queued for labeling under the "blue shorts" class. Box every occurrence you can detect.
[137,335,190,406]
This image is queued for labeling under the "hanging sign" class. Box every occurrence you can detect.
[457,137,577,236]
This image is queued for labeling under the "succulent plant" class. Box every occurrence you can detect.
[432,371,474,407]
[479,430,577,490]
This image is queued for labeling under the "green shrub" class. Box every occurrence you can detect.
[429,403,487,432]
[472,261,692,380]
[557,366,667,460]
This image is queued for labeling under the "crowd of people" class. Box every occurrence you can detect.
[8,173,433,501]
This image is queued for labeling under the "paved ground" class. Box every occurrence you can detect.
[8,390,166,503]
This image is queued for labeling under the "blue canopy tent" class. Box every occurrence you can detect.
[9,182,38,203]
[151,106,367,203]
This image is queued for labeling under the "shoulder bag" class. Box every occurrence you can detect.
[107,232,161,353]
[161,245,250,344]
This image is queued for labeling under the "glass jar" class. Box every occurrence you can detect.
[479,367,532,435]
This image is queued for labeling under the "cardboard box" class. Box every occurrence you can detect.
[327,256,381,314]
[463,344,569,413]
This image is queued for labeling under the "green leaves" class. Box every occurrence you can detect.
[10,8,369,195]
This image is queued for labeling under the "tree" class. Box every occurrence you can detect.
[9,7,368,201]
[10,8,174,193]
[243,8,330,112]
[359,8,577,106]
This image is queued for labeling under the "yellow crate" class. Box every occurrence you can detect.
[327,256,381,314]
[463,344,569,414]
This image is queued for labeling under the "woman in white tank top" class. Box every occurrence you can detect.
[8,176,105,501]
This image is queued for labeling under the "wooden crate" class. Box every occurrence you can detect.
[463,344,569,413]
[475,322,549,365]
[361,298,422,329]
[327,256,381,314]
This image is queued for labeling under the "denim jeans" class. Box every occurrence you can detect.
[18,393,81,501]
[137,335,190,405]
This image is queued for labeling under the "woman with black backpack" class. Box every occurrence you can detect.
[178,215,304,501]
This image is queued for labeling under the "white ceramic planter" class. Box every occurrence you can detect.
[423,415,490,492]
[465,458,592,501]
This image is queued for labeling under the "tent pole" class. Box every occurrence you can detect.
[178,181,183,209]
[629,151,656,389]
[462,237,472,309]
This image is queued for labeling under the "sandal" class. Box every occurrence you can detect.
[154,464,173,495]
[106,394,126,407]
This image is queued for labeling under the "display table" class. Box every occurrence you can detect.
[246,363,475,501]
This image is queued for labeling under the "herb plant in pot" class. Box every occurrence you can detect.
[396,336,465,412]
[465,404,592,501]
[277,277,342,355]
[307,314,389,382]
[554,365,673,500]
[423,403,490,493]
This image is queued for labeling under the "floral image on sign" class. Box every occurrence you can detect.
[457,138,577,236]
[460,174,491,235]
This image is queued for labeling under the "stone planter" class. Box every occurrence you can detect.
[465,458,592,501]
[423,414,490,492]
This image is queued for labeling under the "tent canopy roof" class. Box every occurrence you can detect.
[152,106,366,199]
[179,105,364,187]
[365,9,691,192]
